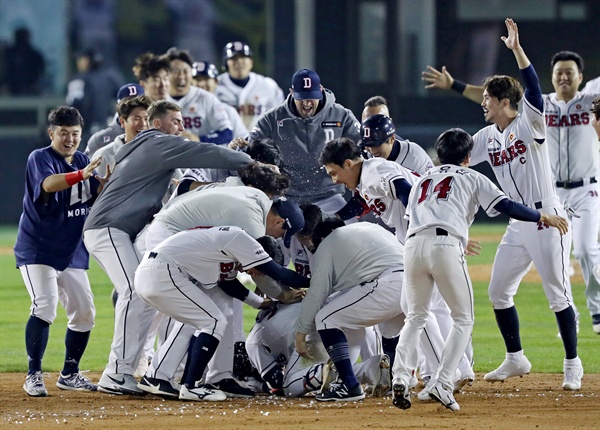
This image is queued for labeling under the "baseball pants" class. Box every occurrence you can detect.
[20,265,95,331]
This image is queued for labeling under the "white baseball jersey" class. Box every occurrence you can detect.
[357,157,420,242]
[543,92,600,182]
[389,137,434,175]
[151,226,271,289]
[405,165,507,245]
[167,86,232,137]
[223,102,249,138]
[581,77,600,95]
[216,72,285,131]
[471,96,556,206]
[282,236,314,279]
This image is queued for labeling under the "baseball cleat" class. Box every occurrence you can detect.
[57,372,97,391]
[138,375,179,399]
[179,384,226,402]
[484,355,531,382]
[23,371,48,397]
[417,377,436,401]
[429,381,460,411]
[392,381,411,409]
[371,354,391,397]
[562,358,583,390]
[98,373,145,395]
[315,381,365,402]
[209,378,254,398]
[454,373,475,393]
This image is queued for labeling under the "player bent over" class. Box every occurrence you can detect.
[14,106,108,396]
[392,128,568,411]
[134,226,308,401]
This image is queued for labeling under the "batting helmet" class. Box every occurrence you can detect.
[359,114,396,147]
[222,41,253,70]
[192,61,219,79]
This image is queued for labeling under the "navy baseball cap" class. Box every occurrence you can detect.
[117,83,144,102]
[291,69,323,100]
[192,61,219,79]
[273,198,305,248]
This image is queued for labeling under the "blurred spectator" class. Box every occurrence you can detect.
[66,48,123,140]
[2,27,45,95]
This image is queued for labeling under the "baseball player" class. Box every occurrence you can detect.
[422,19,582,389]
[582,76,600,95]
[83,100,253,395]
[14,106,107,396]
[294,219,405,402]
[249,68,361,214]
[132,52,171,101]
[93,95,152,176]
[424,52,600,334]
[164,47,233,145]
[192,61,248,139]
[135,226,305,401]
[215,41,284,132]
[84,83,145,158]
[392,127,568,411]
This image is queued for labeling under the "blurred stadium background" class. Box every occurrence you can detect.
[0,0,598,224]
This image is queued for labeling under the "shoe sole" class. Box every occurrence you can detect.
[137,383,179,399]
[315,394,365,402]
[220,392,254,398]
[429,390,460,411]
[98,384,146,396]
[392,384,411,409]
[23,385,48,397]
[484,372,529,382]
[56,382,97,392]
[453,377,475,393]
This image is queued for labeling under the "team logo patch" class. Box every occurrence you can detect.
[576,104,582,109]
[103,136,111,143]
[189,106,196,113]
[322,121,342,127]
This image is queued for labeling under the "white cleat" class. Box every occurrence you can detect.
[563,359,583,390]
[179,384,227,401]
[484,355,531,382]
[417,377,436,401]
[429,381,460,411]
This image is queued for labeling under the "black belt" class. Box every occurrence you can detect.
[148,252,158,259]
[408,228,448,239]
[556,177,597,189]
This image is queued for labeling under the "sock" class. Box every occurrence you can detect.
[494,306,522,353]
[318,328,359,390]
[183,333,219,388]
[179,335,197,384]
[555,306,578,359]
[25,316,50,374]
[62,329,91,376]
[381,336,399,367]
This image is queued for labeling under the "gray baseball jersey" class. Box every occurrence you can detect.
[249,90,361,202]
[84,116,123,158]
[93,134,126,176]
[83,129,252,240]
[216,71,284,131]
[296,222,403,334]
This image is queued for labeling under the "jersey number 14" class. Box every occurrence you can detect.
[417,177,454,203]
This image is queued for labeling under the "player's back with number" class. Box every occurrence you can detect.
[407,164,505,244]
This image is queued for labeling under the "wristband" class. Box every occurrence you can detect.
[65,169,84,186]
[451,80,467,94]
[244,290,265,309]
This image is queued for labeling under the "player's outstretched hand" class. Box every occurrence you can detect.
[540,213,569,235]
[501,18,520,51]
[95,162,112,193]
[83,157,102,179]
[464,239,481,256]
[295,332,313,359]
[277,288,306,304]
[229,137,249,150]
[422,65,453,90]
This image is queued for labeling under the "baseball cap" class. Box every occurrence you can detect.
[291,69,323,100]
[117,83,145,102]
[192,61,219,79]
[273,198,305,248]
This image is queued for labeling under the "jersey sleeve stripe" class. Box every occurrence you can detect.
[387,174,404,199]
[482,195,507,212]
[242,255,272,270]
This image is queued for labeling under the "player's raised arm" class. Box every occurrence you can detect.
[422,65,484,103]
[501,18,530,70]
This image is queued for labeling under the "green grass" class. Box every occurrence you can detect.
[0,224,597,374]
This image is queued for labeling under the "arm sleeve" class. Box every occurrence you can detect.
[255,260,310,289]
[248,112,273,140]
[200,128,233,145]
[520,65,543,112]
[493,199,541,222]
[336,193,370,220]
[218,278,250,301]
[161,136,253,170]
[391,178,412,207]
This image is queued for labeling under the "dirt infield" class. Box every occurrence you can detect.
[1,372,597,429]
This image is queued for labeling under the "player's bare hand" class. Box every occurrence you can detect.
[277,288,306,304]
[464,239,481,256]
[501,18,520,51]
[182,131,200,142]
[422,65,453,90]
[255,161,280,174]
[229,137,249,150]
[83,157,102,179]
[259,297,274,309]
[95,163,111,193]
[541,213,569,235]
[294,332,313,359]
